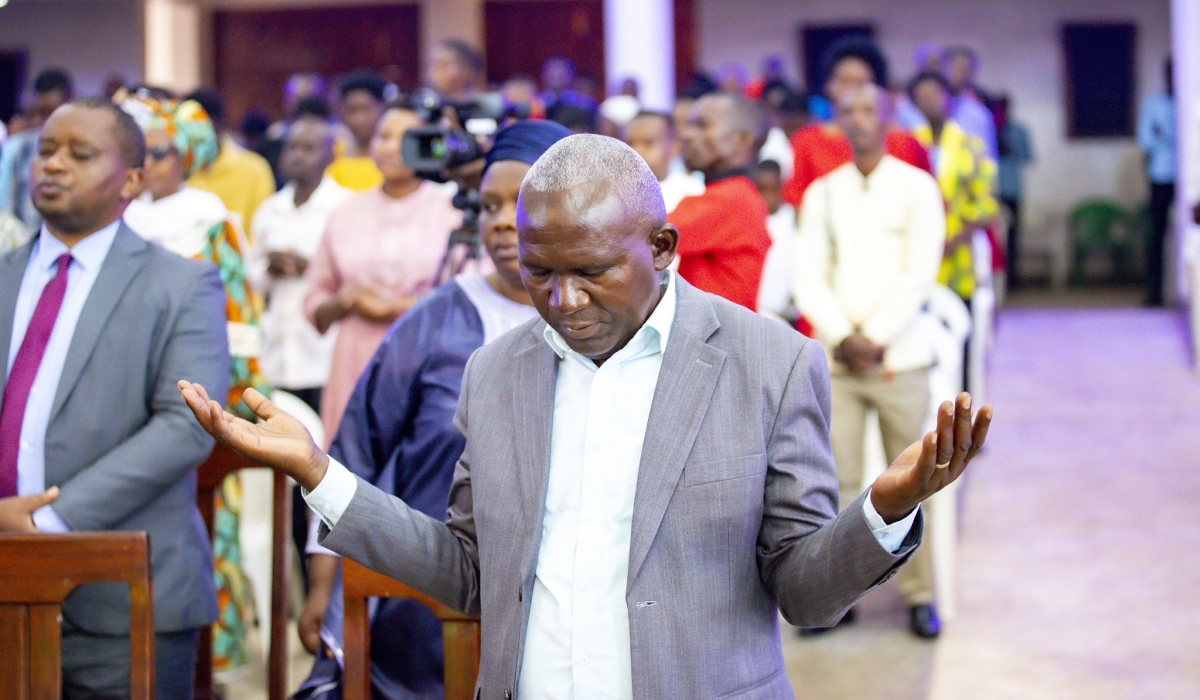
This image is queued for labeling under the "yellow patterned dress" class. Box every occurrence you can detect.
[913,121,998,299]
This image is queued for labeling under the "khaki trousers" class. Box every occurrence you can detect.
[830,367,934,605]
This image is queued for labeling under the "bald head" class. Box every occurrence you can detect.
[680,92,765,176]
[516,134,678,364]
[836,83,890,156]
[521,134,666,229]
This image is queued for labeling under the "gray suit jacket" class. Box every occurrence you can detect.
[321,277,921,699]
[0,224,230,634]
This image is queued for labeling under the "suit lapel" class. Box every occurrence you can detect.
[627,281,725,586]
[49,225,147,422]
[511,324,559,579]
[0,241,35,398]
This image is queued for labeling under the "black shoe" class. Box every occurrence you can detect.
[798,607,856,636]
[908,604,941,639]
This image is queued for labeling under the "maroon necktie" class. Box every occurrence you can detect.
[0,253,71,497]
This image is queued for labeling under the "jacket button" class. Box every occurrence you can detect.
[505,691,513,700]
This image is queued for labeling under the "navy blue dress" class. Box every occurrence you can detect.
[294,280,486,700]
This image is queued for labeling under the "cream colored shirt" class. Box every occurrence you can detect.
[793,156,945,373]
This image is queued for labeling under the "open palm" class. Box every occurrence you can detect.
[870,392,993,523]
[178,381,330,491]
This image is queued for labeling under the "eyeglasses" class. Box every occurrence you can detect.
[147,145,175,162]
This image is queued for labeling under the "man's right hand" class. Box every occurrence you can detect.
[178,382,330,492]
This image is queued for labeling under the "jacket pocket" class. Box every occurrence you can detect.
[684,453,766,487]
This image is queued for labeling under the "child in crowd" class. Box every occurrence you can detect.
[752,159,798,322]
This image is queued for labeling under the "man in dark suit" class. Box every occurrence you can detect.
[0,98,230,699]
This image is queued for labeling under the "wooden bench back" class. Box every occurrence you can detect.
[195,443,291,700]
[0,532,154,700]
[342,559,481,700]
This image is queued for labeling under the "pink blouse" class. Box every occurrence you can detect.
[305,183,461,446]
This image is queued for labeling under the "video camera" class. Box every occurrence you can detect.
[400,88,529,283]
[401,88,527,181]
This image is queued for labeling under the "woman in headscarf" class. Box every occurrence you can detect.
[291,120,572,700]
[121,93,269,679]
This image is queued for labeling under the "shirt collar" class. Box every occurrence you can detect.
[543,269,677,364]
[32,219,120,273]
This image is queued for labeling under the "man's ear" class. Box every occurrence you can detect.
[651,223,679,272]
[120,167,145,202]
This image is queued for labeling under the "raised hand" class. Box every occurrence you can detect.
[870,392,993,523]
[178,381,330,491]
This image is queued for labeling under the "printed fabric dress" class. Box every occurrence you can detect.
[912,121,999,299]
[125,186,271,677]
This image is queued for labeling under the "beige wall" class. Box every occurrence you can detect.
[697,0,1173,276]
[0,0,144,102]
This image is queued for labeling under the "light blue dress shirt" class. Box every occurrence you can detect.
[6,221,120,531]
[1137,92,1176,184]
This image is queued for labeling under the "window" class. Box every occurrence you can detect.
[1061,22,1136,138]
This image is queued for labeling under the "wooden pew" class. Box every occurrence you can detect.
[0,532,154,700]
[195,443,291,700]
[342,559,481,700]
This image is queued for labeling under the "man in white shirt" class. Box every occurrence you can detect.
[793,84,947,638]
[180,134,991,699]
[251,114,351,412]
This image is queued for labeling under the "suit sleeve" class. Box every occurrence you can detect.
[757,340,921,627]
[317,346,482,616]
[51,265,231,531]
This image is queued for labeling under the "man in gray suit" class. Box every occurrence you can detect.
[0,98,230,699]
[182,135,991,699]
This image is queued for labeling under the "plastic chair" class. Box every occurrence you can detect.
[1068,200,1138,284]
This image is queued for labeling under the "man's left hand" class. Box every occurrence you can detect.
[870,393,993,524]
[0,487,61,533]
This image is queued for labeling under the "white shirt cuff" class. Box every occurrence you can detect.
[301,457,358,529]
[33,505,71,533]
[861,489,920,554]
[304,503,340,557]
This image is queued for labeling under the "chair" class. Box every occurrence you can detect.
[0,532,154,699]
[195,443,292,700]
[342,559,481,700]
[1068,200,1139,284]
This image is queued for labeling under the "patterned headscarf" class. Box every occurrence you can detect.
[121,94,219,179]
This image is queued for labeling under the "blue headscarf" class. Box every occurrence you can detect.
[484,120,573,175]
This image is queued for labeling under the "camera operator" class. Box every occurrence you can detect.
[425,39,483,103]
[291,120,572,700]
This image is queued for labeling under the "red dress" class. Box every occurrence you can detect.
[668,175,772,311]
[782,123,933,206]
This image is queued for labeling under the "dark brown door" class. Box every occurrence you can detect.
[213,4,420,124]
[484,0,603,87]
